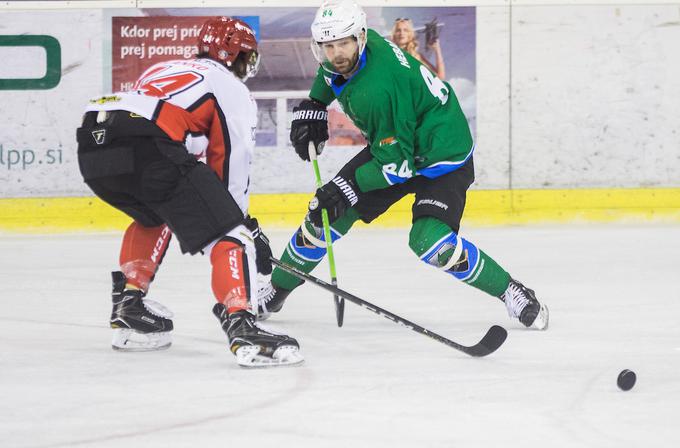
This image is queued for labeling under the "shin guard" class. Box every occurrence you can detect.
[119,222,172,291]
[289,218,342,262]
[272,214,350,291]
[411,217,510,297]
[420,232,480,281]
[209,225,257,314]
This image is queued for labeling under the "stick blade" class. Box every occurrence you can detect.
[464,325,508,357]
[334,295,345,327]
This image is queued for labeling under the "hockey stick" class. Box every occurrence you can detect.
[308,141,345,327]
[271,257,508,357]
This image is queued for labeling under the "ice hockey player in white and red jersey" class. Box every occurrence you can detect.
[76,17,303,367]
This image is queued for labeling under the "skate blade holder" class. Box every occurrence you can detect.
[235,345,304,368]
[112,328,172,352]
[533,304,549,331]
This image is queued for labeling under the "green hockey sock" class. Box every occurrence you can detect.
[409,217,510,297]
[272,208,360,291]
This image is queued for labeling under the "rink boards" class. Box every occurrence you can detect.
[1,187,680,233]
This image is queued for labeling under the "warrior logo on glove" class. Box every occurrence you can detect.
[290,99,329,161]
[331,176,359,206]
[308,175,361,226]
[292,109,328,122]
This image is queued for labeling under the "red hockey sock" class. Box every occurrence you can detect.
[119,222,172,291]
[210,240,250,314]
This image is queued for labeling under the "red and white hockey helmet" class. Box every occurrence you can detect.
[197,17,260,80]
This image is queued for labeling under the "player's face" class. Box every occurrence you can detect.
[321,36,359,75]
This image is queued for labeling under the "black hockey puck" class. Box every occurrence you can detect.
[617,369,636,391]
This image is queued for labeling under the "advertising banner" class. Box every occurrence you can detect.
[0,9,103,198]
[111,16,260,92]
[109,6,477,193]
[0,6,475,197]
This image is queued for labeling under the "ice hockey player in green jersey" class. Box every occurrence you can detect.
[258,0,549,330]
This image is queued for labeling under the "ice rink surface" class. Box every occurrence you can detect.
[1,224,679,448]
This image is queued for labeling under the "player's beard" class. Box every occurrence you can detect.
[333,52,359,76]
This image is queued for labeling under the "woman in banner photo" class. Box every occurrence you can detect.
[76,17,303,368]
[391,17,445,80]
[257,0,549,332]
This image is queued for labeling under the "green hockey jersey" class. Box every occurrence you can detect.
[309,29,474,192]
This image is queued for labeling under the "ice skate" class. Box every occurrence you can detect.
[213,303,303,367]
[500,278,549,330]
[110,271,174,351]
[255,280,292,321]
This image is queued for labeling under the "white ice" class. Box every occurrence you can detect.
[1,224,679,448]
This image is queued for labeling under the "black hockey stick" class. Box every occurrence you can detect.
[271,257,508,357]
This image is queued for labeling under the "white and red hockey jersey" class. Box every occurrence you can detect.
[85,58,258,213]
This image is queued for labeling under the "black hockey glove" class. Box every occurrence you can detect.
[308,175,360,226]
[244,216,272,275]
[290,99,329,161]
